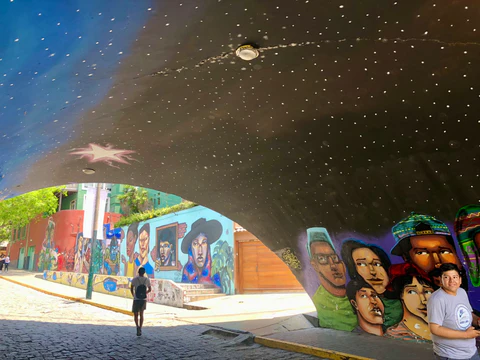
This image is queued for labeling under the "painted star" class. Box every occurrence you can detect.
[70,143,137,168]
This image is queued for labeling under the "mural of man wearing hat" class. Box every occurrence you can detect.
[455,205,480,287]
[181,218,222,287]
[391,212,466,290]
[307,227,357,331]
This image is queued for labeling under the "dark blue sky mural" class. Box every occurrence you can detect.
[0,0,152,193]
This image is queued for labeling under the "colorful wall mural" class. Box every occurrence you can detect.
[44,270,186,308]
[118,206,235,294]
[303,210,480,343]
[51,206,235,294]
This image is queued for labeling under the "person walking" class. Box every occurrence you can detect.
[4,255,10,272]
[130,267,151,336]
[0,254,5,273]
[428,263,480,360]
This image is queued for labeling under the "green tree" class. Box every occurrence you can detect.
[0,186,66,243]
[117,185,152,216]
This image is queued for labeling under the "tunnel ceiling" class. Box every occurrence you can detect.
[2,0,480,256]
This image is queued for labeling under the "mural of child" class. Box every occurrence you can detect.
[390,212,466,290]
[306,228,357,331]
[181,218,222,287]
[121,223,139,277]
[385,263,434,342]
[346,278,385,336]
[455,205,480,287]
[341,239,403,328]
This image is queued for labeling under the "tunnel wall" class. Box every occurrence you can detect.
[300,209,480,342]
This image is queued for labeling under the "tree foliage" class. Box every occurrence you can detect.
[117,185,152,216]
[0,186,66,243]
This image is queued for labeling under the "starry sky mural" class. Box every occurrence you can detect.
[0,0,151,191]
[2,0,480,301]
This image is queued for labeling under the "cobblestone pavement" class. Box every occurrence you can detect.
[0,280,319,359]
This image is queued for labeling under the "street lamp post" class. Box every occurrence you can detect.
[86,183,102,300]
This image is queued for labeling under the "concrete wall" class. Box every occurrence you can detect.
[43,270,185,308]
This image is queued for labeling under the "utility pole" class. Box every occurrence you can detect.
[86,183,102,300]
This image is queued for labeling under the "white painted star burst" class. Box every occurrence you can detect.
[70,143,136,168]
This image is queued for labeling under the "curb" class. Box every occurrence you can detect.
[0,276,133,316]
[254,336,375,360]
[1,275,374,360]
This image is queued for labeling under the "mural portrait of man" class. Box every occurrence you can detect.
[346,279,385,336]
[135,223,154,278]
[181,218,222,287]
[385,263,434,341]
[341,239,403,328]
[121,222,139,277]
[391,212,465,290]
[306,227,357,331]
[455,205,480,287]
[157,227,175,267]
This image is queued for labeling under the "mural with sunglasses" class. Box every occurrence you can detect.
[305,209,479,342]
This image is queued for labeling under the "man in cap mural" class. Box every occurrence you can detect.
[391,212,466,290]
[181,218,222,287]
[455,205,480,287]
[341,239,403,328]
[346,279,385,336]
[307,227,357,331]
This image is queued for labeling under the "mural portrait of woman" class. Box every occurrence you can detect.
[341,239,403,328]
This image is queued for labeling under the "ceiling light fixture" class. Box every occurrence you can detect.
[82,168,96,175]
[235,44,259,61]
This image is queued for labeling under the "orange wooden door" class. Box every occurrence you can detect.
[238,240,303,293]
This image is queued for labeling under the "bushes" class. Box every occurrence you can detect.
[114,201,197,227]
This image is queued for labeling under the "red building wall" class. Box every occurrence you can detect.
[8,210,121,271]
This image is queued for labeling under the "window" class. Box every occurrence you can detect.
[70,200,77,210]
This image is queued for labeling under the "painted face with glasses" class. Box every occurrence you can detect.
[310,242,347,295]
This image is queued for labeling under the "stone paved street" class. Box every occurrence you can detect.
[0,280,318,359]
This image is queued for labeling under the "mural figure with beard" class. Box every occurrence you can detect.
[391,213,467,291]
[341,239,403,328]
[455,205,480,287]
[307,228,357,331]
[385,263,434,342]
[181,218,221,287]
[346,279,385,336]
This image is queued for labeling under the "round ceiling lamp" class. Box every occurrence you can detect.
[235,45,259,61]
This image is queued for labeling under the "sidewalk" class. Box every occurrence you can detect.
[0,269,433,359]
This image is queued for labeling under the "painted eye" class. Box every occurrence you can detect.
[440,249,452,255]
[356,262,367,267]
[416,251,428,255]
[360,294,367,298]
[373,262,382,267]
[425,290,433,295]
[407,290,418,295]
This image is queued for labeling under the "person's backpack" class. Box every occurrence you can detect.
[136,278,147,299]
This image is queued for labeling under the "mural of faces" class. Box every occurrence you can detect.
[353,287,384,326]
[139,228,150,262]
[310,241,347,291]
[352,247,389,295]
[159,241,173,265]
[401,276,433,323]
[192,233,208,268]
[126,229,137,257]
[407,235,461,275]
